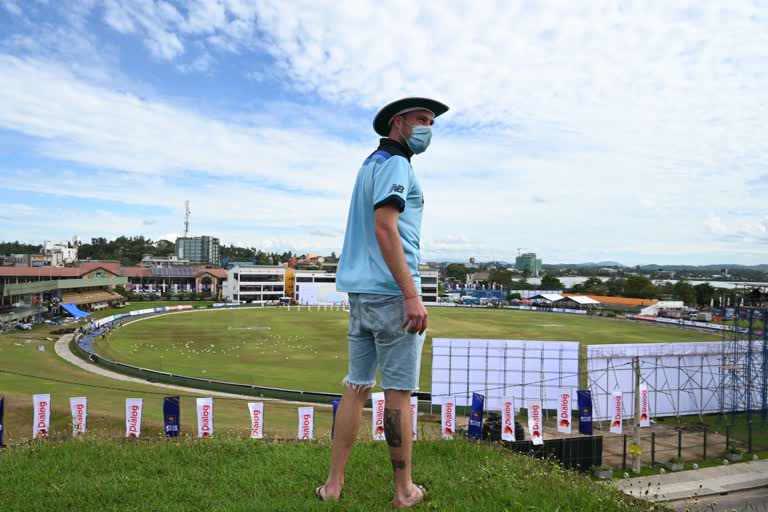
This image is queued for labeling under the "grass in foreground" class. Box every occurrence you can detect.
[98,307,719,392]
[0,437,656,512]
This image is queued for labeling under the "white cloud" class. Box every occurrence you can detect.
[705,215,768,242]
[1,0,21,16]
[0,55,364,193]
[102,0,185,60]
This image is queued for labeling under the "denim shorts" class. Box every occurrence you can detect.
[343,293,426,391]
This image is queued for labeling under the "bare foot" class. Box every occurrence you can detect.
[392,484,426,509]
[315,483,343,502]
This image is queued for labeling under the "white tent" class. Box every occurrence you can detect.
[559,295,601,306]
[640,300,684,316]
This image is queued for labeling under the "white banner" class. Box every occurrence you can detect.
[639,384,651,427]
[557,389,572,434]
[501,397,515,442]
[33,393,51,439]
[248,402,264,439]
[125,398,143,438]
[70,397,87,436]
[610,391,623,434]
[528,400,543,445]
[410,396,418,441]
[441,398,456,440]
[298,407,314,440]
[197,397,214,438]
[371,392,386,441]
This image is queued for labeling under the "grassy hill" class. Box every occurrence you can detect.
[0,437,657,512]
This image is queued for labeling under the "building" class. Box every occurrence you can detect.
[123,265,227,298]
[515,252,542,277]
[224,265,285,304]
[9,253,49,267]
[175,236,221,266]
[421,268,439,303]
[0,262,127,326]
[43,237,80,266]
[139,255,191,267]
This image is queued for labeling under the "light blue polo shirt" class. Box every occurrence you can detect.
[336,139,423,295]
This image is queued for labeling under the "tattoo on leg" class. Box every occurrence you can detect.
[384,408,402,447]
[391,459,406,471]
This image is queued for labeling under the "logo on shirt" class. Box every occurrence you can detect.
[390,184,405,194]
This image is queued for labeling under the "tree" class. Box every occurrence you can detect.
[511,279,533,290]
[694,283,715,307]
[572,276,607,295]
[488,269,513,288]
[624,275,658,299]
[672,280,696,306]
[446,263,469,281]
[540,274,564,290]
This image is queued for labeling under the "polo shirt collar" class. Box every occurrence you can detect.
[378,137,413,161]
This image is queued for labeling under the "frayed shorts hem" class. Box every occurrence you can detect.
[342,376,376,391]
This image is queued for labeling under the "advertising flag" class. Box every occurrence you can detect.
[0,396,5,446]
[441,398,456,440]
[70,397,87,436]
[298,407,314,440]
[248,402,264,439]
[331,399,340,439]
[639,384,651,428]
[468,393,485,440]
[527,400,543,445]
[557,389,572,434]
[163,396,180,438]
[577,390,593,435]
[371,392,386,441]
[610,391,623,434]
[410,396,418,441]
[125,398,143,438]
[501,397,515,442]
[197,397,214,438]
[33,393,51,439]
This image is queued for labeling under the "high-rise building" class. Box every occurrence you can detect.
[175,236,221,266]
[515,252,542,277]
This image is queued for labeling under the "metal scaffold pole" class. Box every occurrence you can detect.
[632,356,641,473]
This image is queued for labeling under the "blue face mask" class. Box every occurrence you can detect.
[403,125,432,154]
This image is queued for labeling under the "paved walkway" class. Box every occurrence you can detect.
[54,334,334,408]
[615,459,768,503]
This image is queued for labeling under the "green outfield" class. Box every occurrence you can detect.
[96,307,721,394]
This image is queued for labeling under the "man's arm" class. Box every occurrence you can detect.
[374,205,428,334]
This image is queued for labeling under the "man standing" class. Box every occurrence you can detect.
[315,97,448,508]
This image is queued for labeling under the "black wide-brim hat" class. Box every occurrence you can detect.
[373,97,449,136]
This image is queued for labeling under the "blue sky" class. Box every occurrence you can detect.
[0,1,766,265]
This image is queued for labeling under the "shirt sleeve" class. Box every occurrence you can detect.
[373,156,410,213]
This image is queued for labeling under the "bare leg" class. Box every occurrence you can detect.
[322,384,370,499]
[384,389,423,507]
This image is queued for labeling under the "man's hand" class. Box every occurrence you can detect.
[402,295,428,334]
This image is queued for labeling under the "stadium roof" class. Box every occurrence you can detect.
[0,262,121,277]
[559,295,601,305]
[563,293,657,307]
[0,263,227,280]
[529,293,564,302]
